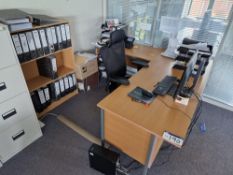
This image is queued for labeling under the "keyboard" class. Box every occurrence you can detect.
[152,76,177,96]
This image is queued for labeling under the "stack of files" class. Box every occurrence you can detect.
[11,31,39,62]
[49,74,77,101]
[0,9,32,32]
[31,87,51,113]
[37,55,58,79]
[11,34,25,63]
[59,24,72,48]
[31,14,59,25]
[32,30,44,57]
[11,33,31,62]
[49,81,61,100]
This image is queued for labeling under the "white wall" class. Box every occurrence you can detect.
[0,0,104,51]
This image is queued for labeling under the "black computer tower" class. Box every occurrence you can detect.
[89,144,120,175]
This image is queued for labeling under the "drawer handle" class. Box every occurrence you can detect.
[0,82,6,91]
[12,130,25,141]
[2,108,17,120]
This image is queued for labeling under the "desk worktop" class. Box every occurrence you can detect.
[98,45,212,139]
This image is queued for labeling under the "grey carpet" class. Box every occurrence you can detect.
[0,85,233,175]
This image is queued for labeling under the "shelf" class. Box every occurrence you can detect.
[57,66,75,78]
[27,76,53,92]
[27,66,75,92]
[20,47,72,66]
[10,20,68,34]
[38,90,78,118]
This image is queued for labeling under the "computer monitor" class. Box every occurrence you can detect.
[173,51,199,98]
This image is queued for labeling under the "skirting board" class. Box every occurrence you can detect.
[202,95,233,112]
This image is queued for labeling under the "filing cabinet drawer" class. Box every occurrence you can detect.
[0,65,27,103]
[0,92,35,132]
[0,117,42,163]
[0,26,17,70]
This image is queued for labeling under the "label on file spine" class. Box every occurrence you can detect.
[59,79,65,92]
[55,26,62,43]
[32,30,42,49]
[51,58,57,72]
[55,82,60,96]
[25,32,36,51]
[38,89,46,104]
[19,33,29,53]
[65,24,71,40]
[60,25,67,42]
[44,88,50,101]
[64,77,69,89]
[68,76,74,87]
[72,74,77,85]
[51,27,57,44]
[46,28,54,46]
[11,34,23,54]
[39,29,48,47]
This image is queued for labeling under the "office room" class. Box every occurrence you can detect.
[0,0,232,174]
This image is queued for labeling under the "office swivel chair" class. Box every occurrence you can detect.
[99,29,148,92]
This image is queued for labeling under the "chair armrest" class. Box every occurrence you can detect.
[110,76,130,86]
[130,58,149,68]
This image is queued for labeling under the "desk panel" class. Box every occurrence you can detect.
[105,110,151,165]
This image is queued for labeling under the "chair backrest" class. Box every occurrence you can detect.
[100,30,127,78]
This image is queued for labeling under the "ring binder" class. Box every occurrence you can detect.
[19,33,31,61]
[51,26,58,51]
[39,29,50,54]
[65,24,72,47]
[55,25,63,50]
[32,30,44,57]
[25,31,38,59]
[45,27,55,53]
[11,34,25,63]
[60,24,67,48]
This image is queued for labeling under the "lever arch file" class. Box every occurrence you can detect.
[37,56,58,79]
[49,81,61,100]
[51,26,58,51]
[19,33,31,61]
[11,34,24,63]
[65,24,72,47]
[55,25,63,50]
[39,29,49,54]
[45,27,55,53]
[25,31,38,58]
[32,30,44,57]
[59,79,66,97]
[60,24,67,48]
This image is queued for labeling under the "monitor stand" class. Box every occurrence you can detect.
[179,87,193,98]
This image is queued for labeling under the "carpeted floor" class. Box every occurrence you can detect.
[0,85,233,175]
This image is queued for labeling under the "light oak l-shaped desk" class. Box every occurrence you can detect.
[97,45,212,175]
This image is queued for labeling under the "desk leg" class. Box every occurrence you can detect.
[143,135,157,175]
[100,109,105,146]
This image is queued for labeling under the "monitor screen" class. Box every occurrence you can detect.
[174,51,198,98]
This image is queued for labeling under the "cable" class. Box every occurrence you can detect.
[154,149,174,167]
[39,112,60,120]
[157,97,192,121]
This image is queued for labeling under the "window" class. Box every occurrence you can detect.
[107,0,157,45]
[212,0,233,19]
[188,0,209,18]
[107,0,233,50]
[188,0,233,19]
